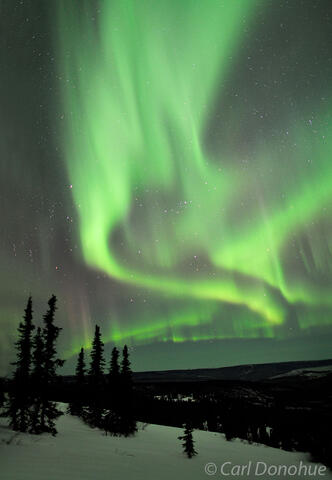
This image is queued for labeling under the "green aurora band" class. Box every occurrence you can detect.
[57,0,332,351]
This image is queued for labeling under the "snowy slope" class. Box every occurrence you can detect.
[0,405,330,480]
[271,365,332,379]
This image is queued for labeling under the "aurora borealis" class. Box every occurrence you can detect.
[1,0,332,373]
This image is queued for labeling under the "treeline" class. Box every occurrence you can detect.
[132,392,332,469]
[68,325,136,437]
[2,296,64,435]
[1,296,137,438]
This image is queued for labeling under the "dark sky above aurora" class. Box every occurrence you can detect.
[1,0,332,375]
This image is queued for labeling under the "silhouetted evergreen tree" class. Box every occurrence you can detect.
[104,347,121,435]
[69,347,86,416]
[30,295,64,435]
[86,325,105,427]
[76,347,86,383]
[89,325,105,385]
[109,347,120,382]
[118,345,136,436]
[29,327,44,434]
[41,295,64,434]
[43,295,64,378]
[120,345,131,384]
[178,422,197,458]
[109,346,120,408]
[104,345,136,436]
[6,297,34,432]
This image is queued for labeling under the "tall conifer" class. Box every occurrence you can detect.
[30,327,44,434]
[118,345,136,436]
[7,297,34,431]
[178,423,197,458]
[69,347,86,416]
[86,325,105,427]
[76,347,86,384]
[30,295,64,435]
[109,347,120,381]
[89,325,105,384]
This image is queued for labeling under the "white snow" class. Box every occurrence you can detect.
[0,404,330,480]
[271,365,332,379]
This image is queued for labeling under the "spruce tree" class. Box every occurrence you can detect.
[120,345,131,384]
[42,295,64,434]
[104,346,121,435]
[76,347,86,384]
[31,328,44,381]
[178,423,197,458]
[118,345,136,436]
[69,347,86,416]
[109,347,120,382]
[30,295,64,435]
[30,327,44,434]
[43,295,64,380]
[7,297,34,432]
[89,325,105,385]
[104,345,137,437]
[108,347,120,415]
[86,325,105,427]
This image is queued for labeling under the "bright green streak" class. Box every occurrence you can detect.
[57,0,332,349]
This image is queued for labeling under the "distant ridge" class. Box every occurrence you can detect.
[133,358,332,383]
[38,358,332,385]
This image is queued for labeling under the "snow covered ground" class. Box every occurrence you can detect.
[0,404,330,480]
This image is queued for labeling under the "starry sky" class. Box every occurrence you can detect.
[1,0,332,375]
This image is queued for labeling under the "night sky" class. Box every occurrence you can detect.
[1,0,332,375]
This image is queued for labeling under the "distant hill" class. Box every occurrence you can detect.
[132,358,332,383]
[31,358,332,386]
